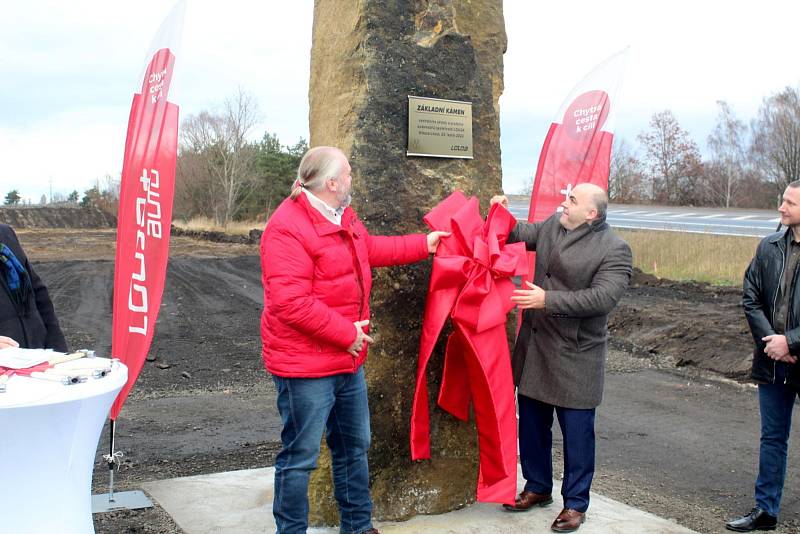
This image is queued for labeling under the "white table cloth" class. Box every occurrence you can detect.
[0,358,127,534]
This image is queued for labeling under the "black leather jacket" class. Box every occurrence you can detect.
[743,229,800,389]
[0,224,67,351]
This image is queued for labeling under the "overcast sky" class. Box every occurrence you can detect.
[2,1,799,202]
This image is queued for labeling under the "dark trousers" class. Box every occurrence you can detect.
[755,362,798,517]
[518,393,596,512]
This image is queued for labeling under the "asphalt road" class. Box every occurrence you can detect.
[554,359,800,533]
[507,198,781,237]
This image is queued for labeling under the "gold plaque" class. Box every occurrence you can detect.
[407,95,473,159]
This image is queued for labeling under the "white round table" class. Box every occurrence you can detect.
[0,358,127,534]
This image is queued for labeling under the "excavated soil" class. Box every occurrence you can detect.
[611,269,753,378]
[9,228,761,533]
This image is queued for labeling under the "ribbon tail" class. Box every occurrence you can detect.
[410,374,432,460]
[437,332,471,421]
[455,323,517,505]
[410,286,460,461]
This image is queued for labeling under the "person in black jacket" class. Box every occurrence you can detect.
[727,180,800,532]
[0,223,66,352]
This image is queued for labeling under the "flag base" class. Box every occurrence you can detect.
[92,490,153,513]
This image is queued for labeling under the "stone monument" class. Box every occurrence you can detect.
[307,0,507,523]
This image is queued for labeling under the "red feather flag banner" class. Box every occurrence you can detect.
[528,48,628,224]
[110,1,185,420]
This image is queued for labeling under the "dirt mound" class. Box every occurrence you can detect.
[27,226,755,384]
[0,205,117,228]
[27,229,755,382]
[610,268,753,378]
[170,225,263,244]
[630,267,742,296]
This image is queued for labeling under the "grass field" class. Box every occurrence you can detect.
[172,217,265,235]
[617,229,761,286]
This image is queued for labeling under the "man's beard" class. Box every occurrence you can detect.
[336,184,352,208]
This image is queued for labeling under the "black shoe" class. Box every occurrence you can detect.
[725,508,777,532]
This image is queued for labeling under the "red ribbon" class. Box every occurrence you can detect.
[411,191,528,504]
[0,363,50,376]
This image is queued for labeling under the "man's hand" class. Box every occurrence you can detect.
[0,336,19,350]
[348,320,375,357]
[426,231,451,254]
[511,281,546,309]
[490,195,509,209]
[762,334,797,363]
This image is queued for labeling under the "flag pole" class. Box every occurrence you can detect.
[93,1,183,513]
[92,418,154,513]
[108,419,116,502]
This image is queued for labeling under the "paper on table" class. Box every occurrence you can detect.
[0,348,62,369]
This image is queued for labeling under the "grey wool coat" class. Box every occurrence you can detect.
[509,213,632,409]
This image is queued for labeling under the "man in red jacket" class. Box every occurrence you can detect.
[260,146,448,534]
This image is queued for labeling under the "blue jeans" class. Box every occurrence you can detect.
[518,394,596,513]
[755,362,798,517]
[272,367,373,534]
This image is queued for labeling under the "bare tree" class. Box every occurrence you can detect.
[751,86,800,204]
[178,89,260,226]
[735,167,776,209]
[608,138,645,203]
[176,147,217,219]
[638,110,703,205]
[102,173,120,202]
[517,174,534,195]
[704,101,746,207]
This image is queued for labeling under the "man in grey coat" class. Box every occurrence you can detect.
[492,183,632,532]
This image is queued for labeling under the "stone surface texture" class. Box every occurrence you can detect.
[308,0,506,524]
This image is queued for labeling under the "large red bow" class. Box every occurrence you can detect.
[411,191,527,504]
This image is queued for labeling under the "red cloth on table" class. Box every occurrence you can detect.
[0,363,49,375]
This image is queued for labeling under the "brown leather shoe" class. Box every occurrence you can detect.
[502,490,553,512]
[551,508,586,532]
[361,529,380,534]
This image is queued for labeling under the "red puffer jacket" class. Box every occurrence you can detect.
[260,193,429,377]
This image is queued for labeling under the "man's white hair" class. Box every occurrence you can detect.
[290,146,344,199]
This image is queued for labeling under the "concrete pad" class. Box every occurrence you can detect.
[143,465,696,533]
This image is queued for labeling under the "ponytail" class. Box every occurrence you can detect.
[289,178,304,200]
